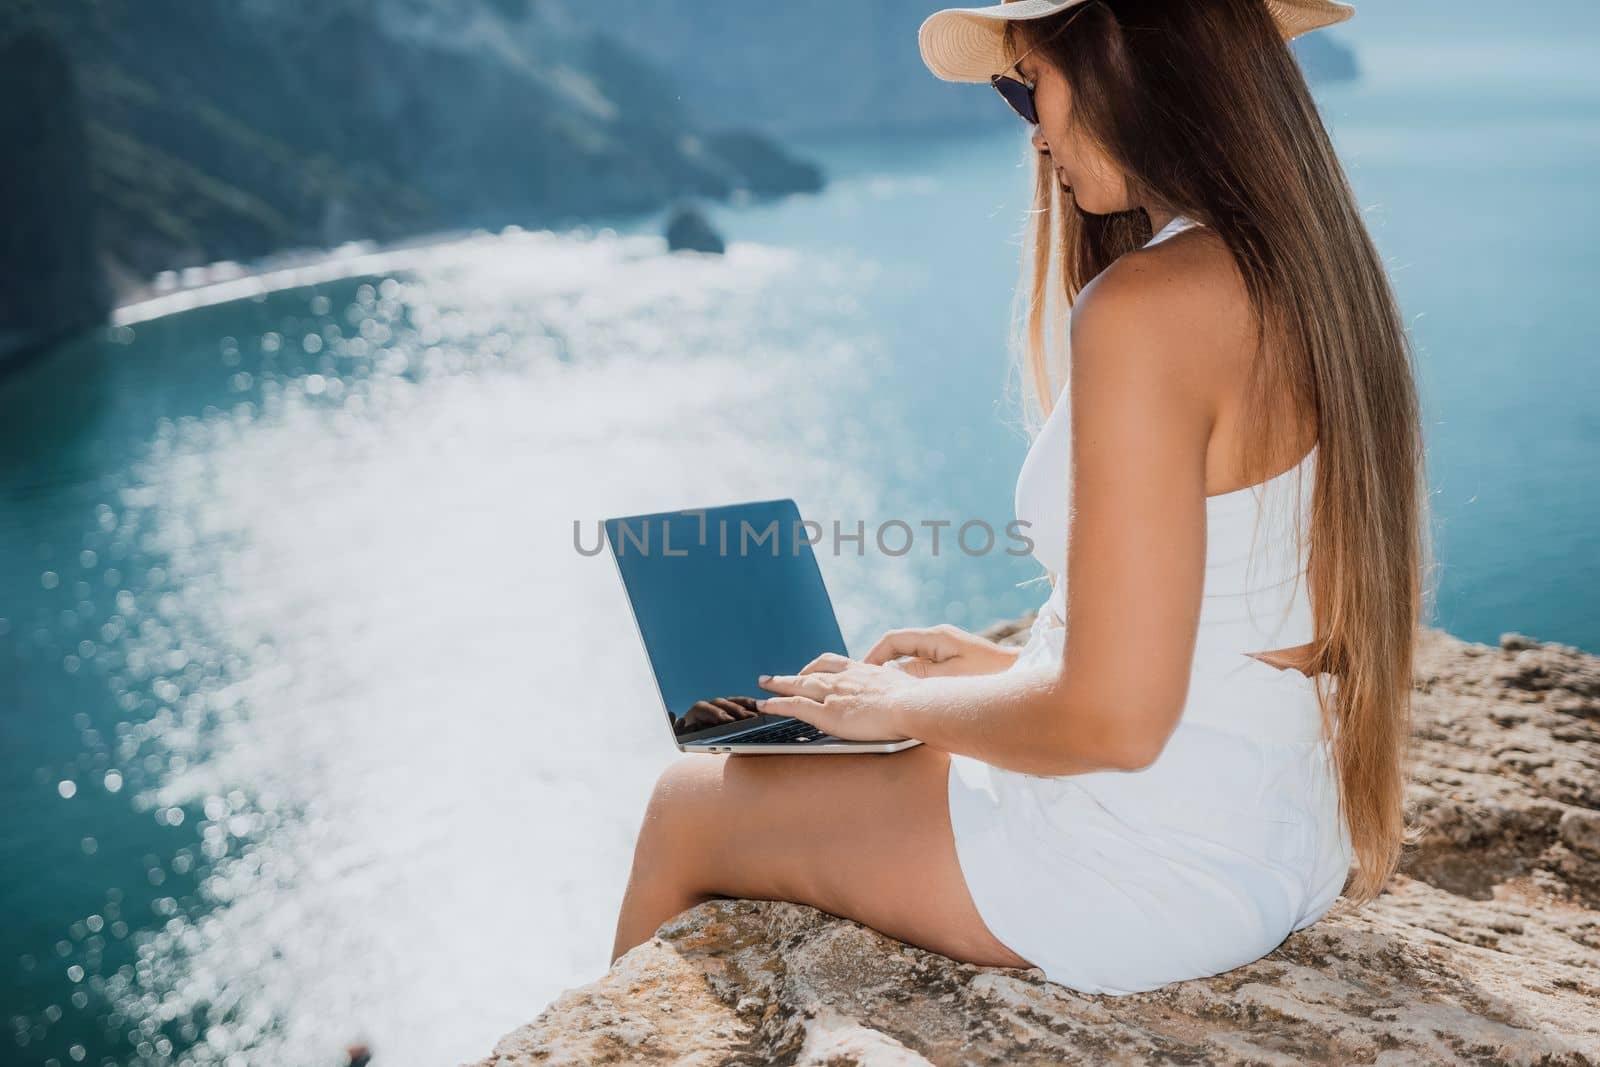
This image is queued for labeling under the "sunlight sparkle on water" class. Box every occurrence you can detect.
[22,228,913,1065]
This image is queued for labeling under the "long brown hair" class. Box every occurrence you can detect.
[1003,0,1436,909]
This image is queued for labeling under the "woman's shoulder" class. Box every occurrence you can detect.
[1080,223,1245,324]
[1070,225,1256,394]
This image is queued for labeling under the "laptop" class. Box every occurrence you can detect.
[603,498,922,755]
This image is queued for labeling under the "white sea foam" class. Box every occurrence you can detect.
[95,227,915,1065]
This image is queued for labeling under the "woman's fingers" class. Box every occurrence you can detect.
[757,694,836,733]
[861,629,925,665]
[759,672,832,701]
[862,628,951,666]
[797,652,851,675]
[888,656,973,679]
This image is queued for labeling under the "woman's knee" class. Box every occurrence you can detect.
[632,755,728,864]
[643,752,710,817]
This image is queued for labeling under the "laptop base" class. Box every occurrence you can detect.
[682,738,923,755]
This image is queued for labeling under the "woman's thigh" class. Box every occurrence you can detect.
[643,743,1032,969]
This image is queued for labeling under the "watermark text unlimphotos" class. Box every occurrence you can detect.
[575,510,1035,559]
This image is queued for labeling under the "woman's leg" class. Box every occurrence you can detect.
[609,743,1033,970]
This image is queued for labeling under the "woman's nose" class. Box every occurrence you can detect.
[1031,127,1048,152]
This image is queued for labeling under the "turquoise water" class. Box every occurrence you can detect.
[4,16,1598,1067]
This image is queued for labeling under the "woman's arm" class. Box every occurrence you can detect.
[764,259,1218,775]
[890,661,1148,774]
[901,261,1218,774]
[862,623,1023,677]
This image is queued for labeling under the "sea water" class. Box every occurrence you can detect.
[3,10,1597,1064]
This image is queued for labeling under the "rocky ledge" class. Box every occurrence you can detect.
[474,622,1600,1065]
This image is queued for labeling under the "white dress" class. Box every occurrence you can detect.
[946,213,1354,996]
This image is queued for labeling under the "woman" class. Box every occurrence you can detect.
[610,0,1434,995]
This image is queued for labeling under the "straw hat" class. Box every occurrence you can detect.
[919,0,1356,82]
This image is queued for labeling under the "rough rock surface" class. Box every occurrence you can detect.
[474,622,1600,1066]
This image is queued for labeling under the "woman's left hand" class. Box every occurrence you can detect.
[757,653,914,742]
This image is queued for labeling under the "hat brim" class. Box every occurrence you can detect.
[918,0,1356,83]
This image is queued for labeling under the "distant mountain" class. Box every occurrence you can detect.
[570,0,1362,136]
[1293,33,1360,85]
[0,0,1362,361]
[0,0,824,358]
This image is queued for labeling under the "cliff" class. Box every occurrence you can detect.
[0,0,824,357]
[0,27,111,360]
[473,622,1600,1065]
[0,0,1360,361]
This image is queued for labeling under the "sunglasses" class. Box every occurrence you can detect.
[989,4,1094,125]
[990,69,1040,125]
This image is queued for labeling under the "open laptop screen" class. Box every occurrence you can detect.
[604,498,849,742]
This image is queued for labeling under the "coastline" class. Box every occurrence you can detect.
[111,226,524,327]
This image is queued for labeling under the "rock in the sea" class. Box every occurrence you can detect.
[473,623,1600,1065]
[665,203,726,255]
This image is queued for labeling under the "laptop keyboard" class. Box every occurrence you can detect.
[723,719,835,745]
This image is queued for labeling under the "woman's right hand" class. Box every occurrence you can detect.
[861,623,1022,678]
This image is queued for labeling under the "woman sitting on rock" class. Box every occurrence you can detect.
[611,0,1430,996]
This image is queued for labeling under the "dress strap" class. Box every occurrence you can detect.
[1143,213,1201,249]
